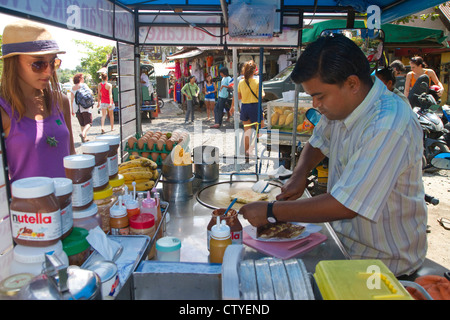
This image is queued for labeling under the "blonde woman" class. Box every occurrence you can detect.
[0,20,75,182]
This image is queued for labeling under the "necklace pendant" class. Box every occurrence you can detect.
[46,136,59,147]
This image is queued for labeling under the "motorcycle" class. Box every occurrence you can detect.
[412,91,450,170]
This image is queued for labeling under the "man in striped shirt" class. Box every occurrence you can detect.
[240,34,427,276]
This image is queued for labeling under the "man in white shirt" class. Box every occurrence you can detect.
[141,69,154,98]
[240,34,427,277]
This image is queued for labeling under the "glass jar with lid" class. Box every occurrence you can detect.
[109,174,125,198]
[93,184,117,233]
[73,203,101,231]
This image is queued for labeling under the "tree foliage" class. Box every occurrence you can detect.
[73,39,114,87]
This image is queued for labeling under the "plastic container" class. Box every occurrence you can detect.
[82,141,110,191]
[109,174,125,198]
[209,217,232,264]
[73,203,101,231]
[156,236,181,262]
[0,273,34,300]
[10,177,62,247]
[93,184,117,233]
[141,191,157,219]
[10,241,69,276]
[207,208,242,250]
[95,134,120,180]
[125,199,140,219]
[53,178,74,240]
[129,214,156,259]
[62,227,91,266]
[110,196,130,235]
[63,154,95,210]
[313,260,414,300]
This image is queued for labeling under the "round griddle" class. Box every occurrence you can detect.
[196,179,282,210]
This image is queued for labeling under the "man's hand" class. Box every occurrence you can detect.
[240,201,270,227]
[276,173,308,201]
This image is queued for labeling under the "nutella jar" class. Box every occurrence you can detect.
[64,154,95,210]
[82,141,110,191]
[53,178,73,240]
[10,177,62,247]
[95,134,120,180]
[207,208,242,251]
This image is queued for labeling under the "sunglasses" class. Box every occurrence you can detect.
[29,58,62,73]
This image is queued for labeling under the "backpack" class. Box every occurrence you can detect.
[75,85,95,109]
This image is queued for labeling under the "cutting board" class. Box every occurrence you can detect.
[243,231,327,259]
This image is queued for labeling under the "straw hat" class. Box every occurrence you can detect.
[1,20,66,59]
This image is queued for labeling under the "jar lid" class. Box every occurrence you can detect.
[63,154,95,169]
[109,174,125,188]
[13,240,64,264]
[62,227,90,256]
[129,213,155,229]
[53,178,73,196]
[156,237,181,252]
[93,184,113,200]
[73,203,98,219]
[81,141,109,153]
[95,134,120,146]
[11,177,55,199]
[0,273,34,297]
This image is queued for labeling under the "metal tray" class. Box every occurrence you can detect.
[196,173,282,210]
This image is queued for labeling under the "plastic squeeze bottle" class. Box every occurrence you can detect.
[141,191,157,219]
[110,196,130,235]
[209,217,232,264]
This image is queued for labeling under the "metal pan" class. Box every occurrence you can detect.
[196,173,282,210]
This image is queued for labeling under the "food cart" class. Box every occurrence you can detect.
[0,0,449,301]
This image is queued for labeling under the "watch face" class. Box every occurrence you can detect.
[268,217,277,224]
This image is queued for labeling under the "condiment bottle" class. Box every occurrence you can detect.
[153,189,163,239]
[207,208,242,251]
[81,141,110,191]
[129,214,156,259]
[53,178,74,240]
[110,196,129,235]
[10,177,62,247]
[141,191,157,219]
[209,217,232,264]
[125,199,140,219]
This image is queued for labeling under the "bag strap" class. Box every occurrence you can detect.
[246,80,259,100]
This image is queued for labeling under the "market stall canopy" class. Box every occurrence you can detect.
[302,20,449,48]
[166,48,203,61]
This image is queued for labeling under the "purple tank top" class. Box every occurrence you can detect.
[0,97,70,182]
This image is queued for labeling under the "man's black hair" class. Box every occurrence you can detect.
[290,34,372,87]
[375,67,396,86]
[219,67,229,76]
[390,60,406,73]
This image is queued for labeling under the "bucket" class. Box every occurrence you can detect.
[193,146,219,182]
[162,163,192,181]
[162,176,195,201]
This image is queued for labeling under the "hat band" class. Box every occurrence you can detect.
[2,39,61,56]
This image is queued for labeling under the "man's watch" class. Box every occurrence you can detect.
[266,201,278,224]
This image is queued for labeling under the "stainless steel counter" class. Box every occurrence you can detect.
[159,174,350,273]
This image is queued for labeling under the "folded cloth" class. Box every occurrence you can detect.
[86,226,121,261]
[414,275,450,300]
[267,165,293,179]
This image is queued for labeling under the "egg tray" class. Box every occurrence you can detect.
[124,142,177,166]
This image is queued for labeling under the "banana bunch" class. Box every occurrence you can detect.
[119,155,159,191]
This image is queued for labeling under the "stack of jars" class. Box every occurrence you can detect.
[9,177,70,276]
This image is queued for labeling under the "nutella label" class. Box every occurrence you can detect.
[72,178,94,207]
[92,163,109,188]
[108,155,119,176]
[61,203,73,234]
[207,230,242,250]
[11,209,62,242]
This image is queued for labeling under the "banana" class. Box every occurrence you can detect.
[121,170,154,181]
[125,180,155,191]
[124,178,150,184]
[119,166,153,174]
[119,157,157,170]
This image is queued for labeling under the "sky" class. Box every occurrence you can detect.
[0,12,116,70]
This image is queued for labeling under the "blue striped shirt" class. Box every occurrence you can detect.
[309,78,427,276]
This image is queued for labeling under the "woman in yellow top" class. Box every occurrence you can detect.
[404,56,443,107]
[238,60,265,157]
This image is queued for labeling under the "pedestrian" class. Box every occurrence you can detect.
[240,34,427,277]
[237,60,265,157]
[404,56,444,107]
[141,68,154,100]
[389,59,407,92]
[204,74,217,121]
[71,73,93,142]
[181,75,199,123]
[98,72,114,133]
[0,19,75,182]
[210,67,232,128]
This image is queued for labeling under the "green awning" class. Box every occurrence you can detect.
[302,20,449,48]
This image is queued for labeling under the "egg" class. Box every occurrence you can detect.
[151,152,159,162]
[128,137,137,149]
